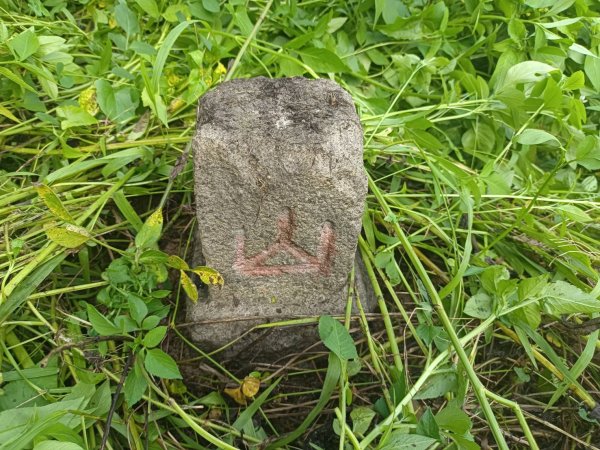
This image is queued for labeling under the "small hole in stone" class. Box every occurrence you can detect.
[276,308,282,314]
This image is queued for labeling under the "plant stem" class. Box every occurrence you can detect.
[224,0,274,81]
[367,173,509,450]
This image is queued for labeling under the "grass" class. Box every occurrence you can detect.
[1,0,600,449]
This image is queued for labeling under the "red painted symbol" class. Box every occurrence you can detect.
[233,209,335,276]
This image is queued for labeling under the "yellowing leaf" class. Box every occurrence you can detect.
[0,104,20,123]
[224,386,247,405]
[224,375,261,405]
[166,71,183,86]
[166,379,188,395]
[168,97,186,113]
[241,376,260,398]
[167,255,189,270]
[180,270,198,303]
[79,86,98,116]
[190,266,224,287]
[214,62,227,75]
[45,224,90,248]
[135,208,163,248]
[35,184,73,222]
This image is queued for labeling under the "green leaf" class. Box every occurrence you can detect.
[34,441,83,450]
[95,81,139,123]
[8,27,39,61]
[556,205,593,223]
[327,17,347,34]
[382,0,409,24]
[152,21,192,96]
[518,275,548,301]
[95,79,117,120]
[138,249,169,265]
[318,315,358,360]
[144,348,182,379]
[0,254,66,324]
[541,281,600,316]
[56,106,98,130]
[45,224,91,248]
[416,408,440,440]
[568,135,600,170]
[0,366,58,411]
[167,255,189,270]
[299,48,349,73]
[414,372,457,399]
[141,88,169,126]
[509,301,543,331]
[127,293,148,325]
[202,0,220,13]
[35,184,73,222]
[0,408,65,445]
[114,1,140,35]
[435,404,472,435]
[449,434,480,450]
[380,433,438,450]
[584,55,600,92]
[130,41,156,56]
[142,315,161,330]
[87,304,121,336]
[464,292,494,319]
[104,257,132,284]
[501,61,557,89]
[142,326,167,348]
[36,64,59,99]
[134,0,159,18]
[508,18,526,43]
[516,129,560,146]
[114,315,138,333]
[233,7,253,36]
[563,71,585,90]
[377,17,422,40]
[0,66,36,92]
[124,358,148,405]
[347,359,362,377]
[113,190,144,232]
[374,0,384,25]
[0,383,97,445]
[43,160,104,184]
[351,406,376,435]
[135,208,163,248]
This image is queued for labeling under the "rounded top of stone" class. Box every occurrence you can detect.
[196,77,359,132]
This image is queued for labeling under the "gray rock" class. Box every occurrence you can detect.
[187,77,373,361]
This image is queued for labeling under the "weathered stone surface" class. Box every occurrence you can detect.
[187,77,372,360]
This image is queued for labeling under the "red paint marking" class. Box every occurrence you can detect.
[233,209,335,276]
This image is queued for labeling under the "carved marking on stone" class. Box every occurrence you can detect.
[233,209,335,276]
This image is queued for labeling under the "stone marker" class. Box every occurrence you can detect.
[187,77,373,360]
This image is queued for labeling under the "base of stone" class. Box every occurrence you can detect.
[184,251,376,364]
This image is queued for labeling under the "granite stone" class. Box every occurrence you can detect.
[187,77,373,360]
